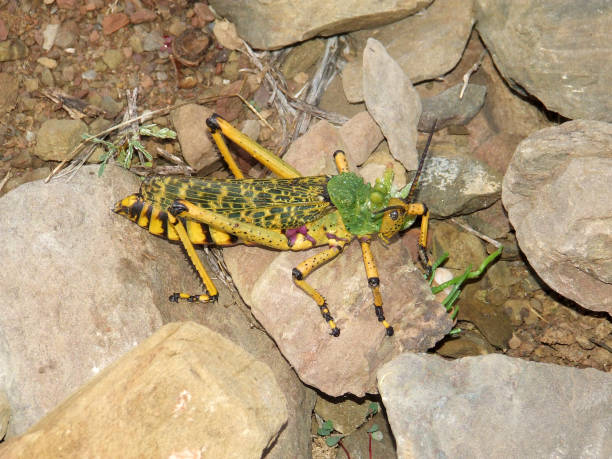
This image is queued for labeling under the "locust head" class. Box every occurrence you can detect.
[378,199,425,243]
[377,121,436,243]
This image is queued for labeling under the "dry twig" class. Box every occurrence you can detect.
[450,217,503,249]
[0,169,12,193]
[459,50,487,99]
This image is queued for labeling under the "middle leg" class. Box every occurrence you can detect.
[359,236,394,336]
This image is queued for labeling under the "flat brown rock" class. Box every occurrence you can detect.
[0,322,288,458]
[208,0,431,50]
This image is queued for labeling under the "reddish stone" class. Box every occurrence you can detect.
[129,8,157,24]
[215,81,243,122]
[84,0,102,11]
[57,0,76,8]
[194,3,215,23]
[102,13,130,36]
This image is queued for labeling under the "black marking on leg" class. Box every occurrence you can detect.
[169,201,188,217]
[331,327,340,337]
[333,150,345,158]
[418,245,432,275]
[206,113,221,132]
[292,268,303,280]
[319,304,333,321]
[368,277,380,287]
[169,293,180,302]
[375,305,385,321]
[386,326,394,336]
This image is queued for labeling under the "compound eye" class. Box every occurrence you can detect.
[389,209,399,221]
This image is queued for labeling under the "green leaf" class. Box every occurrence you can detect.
[97,160,107,177]
[367,402,379,416]
[139,124,177,139]
[367,423,379,433]
[326,435,344,447]
[317,419,334,436]
[130,139,153,161]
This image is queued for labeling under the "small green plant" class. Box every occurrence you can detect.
[317,419,350,457]
[83,124,176,176]
[366,402,379,418]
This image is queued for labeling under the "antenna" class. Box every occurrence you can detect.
[404,119,437,204]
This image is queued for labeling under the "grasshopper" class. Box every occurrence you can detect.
[115,114,501,337]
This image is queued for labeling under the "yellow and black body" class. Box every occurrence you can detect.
[115,114,498,337]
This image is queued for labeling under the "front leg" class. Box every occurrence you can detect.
[292,239,349,337]
[359,236,394,336]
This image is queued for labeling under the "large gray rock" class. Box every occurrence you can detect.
[343,0,476,103]
[209,0,431,50]
[502,120,612,314]
[0,166,164,437]
[418,83,487,132]
[378,353,612,458]
[0,322,288,457]
[363,38,421,171]
[418,143,502,217]
[475,0,612,121]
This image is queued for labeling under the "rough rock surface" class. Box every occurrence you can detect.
[34,118,88,161]
[0,72,19,114]
[475,0,612,121]
[417,141,502,217]
[223,120,453,397]
[419,83,487,132]
[0,390,9,440]
[363,38,421,171]
[0,322,288,458]
[502,120,612,314]
[343,0,476,103]
[338,111,383,166]
[0,166,164,437]
[171,103,217,172]
[377,353,612,458]
[208,0,431,50]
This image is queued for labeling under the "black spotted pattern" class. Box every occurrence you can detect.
[141,175,333,230]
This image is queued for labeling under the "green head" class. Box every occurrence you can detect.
[326,169,422,239]
[326,123,435,240]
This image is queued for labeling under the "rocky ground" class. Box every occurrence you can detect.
[0,0,610,457]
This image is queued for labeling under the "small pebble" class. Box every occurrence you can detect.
[24,78,39,92]
[508,334,521,349]
[102,13,130,35]
[42,23,60,51]
[81,69,97,80]
[40,68,54,86]
[142,31,164,52]
[37,57,58,69]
